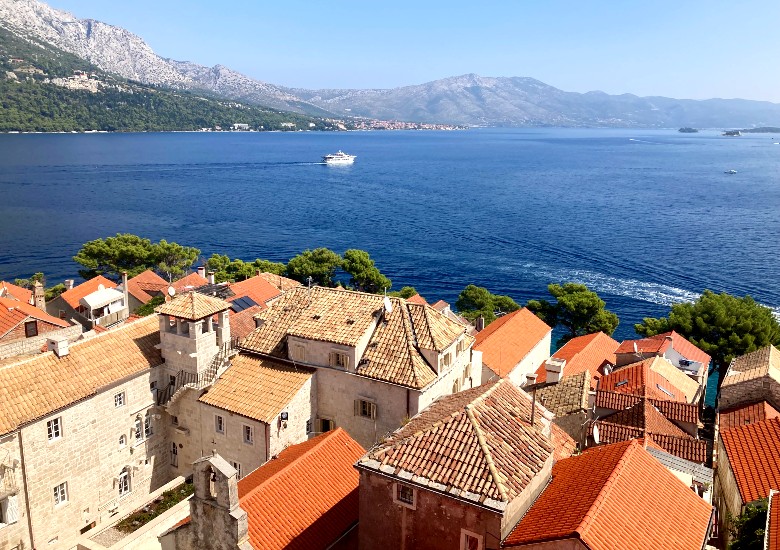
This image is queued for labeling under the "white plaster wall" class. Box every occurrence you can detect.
[20,369,169,550]
[507,331,552,387]
[268,376,316,458]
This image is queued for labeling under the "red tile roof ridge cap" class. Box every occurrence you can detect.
[239,428,349,502]
[575,440,640,540]
[464,401,509,502]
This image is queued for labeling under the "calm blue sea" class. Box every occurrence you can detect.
[1,128,778,403]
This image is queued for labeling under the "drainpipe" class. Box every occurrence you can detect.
[18,428,36,550]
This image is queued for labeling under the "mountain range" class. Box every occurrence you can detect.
[2,0,780,128]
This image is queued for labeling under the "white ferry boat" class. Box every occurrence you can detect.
[322,151,356,165]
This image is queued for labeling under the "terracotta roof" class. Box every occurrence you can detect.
[406,293,428,305]
[503,440,713,549]
[156,291,231,320]
[550,421,578,462]
[720,417,780,503]
[535,332,618,388]
[596,390,699,424]
[125,270,168,303]
[0,281,33,304]
[237,428,363,549]
[0,297,70,338]
[617,331,711,366]
[720,401,780,431]
[430,299,448,312]
[603,357,699,403]
[474,308,551,378]
[242,287,466,389]
[59,275,116,309]
[357,380,557,508]
[256,272,301,292]
[722,345,780,389]
[229,305,264,340]
[536,370,590,417]
[228,275,282,307]
[768,490,780,550]
[199,355,313,424]
[0,315,161,436]
[171,272,208,292]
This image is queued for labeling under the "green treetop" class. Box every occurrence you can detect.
[341,249,391,294]
[205,254,286,284]
[286,248,343,287]
[455,284,520,326]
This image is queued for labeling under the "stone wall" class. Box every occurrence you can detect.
[719,376,780,411]
[0,433,32,550]
[19,366,169,550]
[0,322,82,359]
[714,436,745,545]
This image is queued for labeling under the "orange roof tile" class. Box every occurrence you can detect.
[229,305,264,340]
[601,357,696,403]
[617,331,711,366]
[720,401,780,431]
[720,417,780,503]
[0,281,33,304]
[0,297,70,337]
[406,293,427,305]
[474,308,551,378]
[59,275,116,309]
[255,272,301,292]
[358,380,556,507]
[237,428,364,549]
[0,316,161,435]
[171,272,208,292]
[596,390,699,424]
[156,291,231,320]
[125,270,168,303]
[503,440,713,549]
[199,355,313,424]
[228,275,282,307]
[535,332,618,388]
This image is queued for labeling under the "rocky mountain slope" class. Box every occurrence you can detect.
[3,0,780,128]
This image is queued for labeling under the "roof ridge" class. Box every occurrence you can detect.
[464,403,509,502]
[240,429,344,502]
[576,441,638,540]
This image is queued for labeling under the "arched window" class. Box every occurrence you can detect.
[118,468,131,497]
[119,434,127,448]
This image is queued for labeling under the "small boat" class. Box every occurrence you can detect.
[322,151,356,165]
[724,169,738,174]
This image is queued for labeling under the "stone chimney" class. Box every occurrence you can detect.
[121,272,129,308]
[32,281,45,310]
[544,358,566,384]
[64,279,74,291]
[475,315,485,332]
[47,336,69,358]
[256,269,262,277]
[197,266,206,279]
[208,271,216,285]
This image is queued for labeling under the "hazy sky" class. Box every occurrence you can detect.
[48,1,780,102]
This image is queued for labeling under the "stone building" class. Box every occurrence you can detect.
[0,316,168,550]
[123,270,169,312]
[355,379,575,550]
[533,331,619,389]
[239,286,481,449]
[718,344,780,411]
[46,274,130,330]
[0,295,80,359]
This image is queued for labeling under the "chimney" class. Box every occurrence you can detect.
[256,269,262,277]
[47,336,69,358]
[121,272,129,308]
[32,281,45,309]
[475,315,485,332]
[197,266,206,279]
[208,271,216,285]
[544,357,566,384]
[525,373,538,425]
[64,279,74,291]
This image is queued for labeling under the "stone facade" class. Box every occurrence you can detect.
[17,368,168,550]
[714,436,744,544]
[0,433,30,550]
[719,375,780,411]
[0,322,82,360]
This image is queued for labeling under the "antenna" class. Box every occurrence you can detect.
[306,276,313,289]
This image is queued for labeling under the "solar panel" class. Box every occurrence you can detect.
[231,296,258,313]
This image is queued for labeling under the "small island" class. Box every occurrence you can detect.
[739,127,780,133]
[678,127,699,133]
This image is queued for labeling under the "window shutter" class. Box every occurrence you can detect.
[370,402,377,420]
[354,400,360,416]
[6,495,19,523]
[329,352,336,367]
[345,355,351,370]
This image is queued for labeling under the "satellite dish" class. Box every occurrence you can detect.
[167,286,176,297]
[592,423,600,445]
[383,296,393,314]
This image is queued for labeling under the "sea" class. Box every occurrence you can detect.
[1,128,778,402]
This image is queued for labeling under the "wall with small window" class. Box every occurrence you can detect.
[357,469,503,550]
[286,328,376,372]
[0,321,82,361]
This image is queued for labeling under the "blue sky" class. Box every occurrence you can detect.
[48,1,780,102]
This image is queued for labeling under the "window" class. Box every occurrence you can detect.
[443,352,452,368]
[118,434,127,448]
[0,495,19,526]
[114,392,125,408]
[394,483,416,509]
[306,419,312,434]
[53,482,68,506]
[354,399,377,420]
[215,415,225,434]
[170,443,179,467]
[319,418,334,433]
[24,321,38,338]
[231,461,242,480]
[134,418,143,444]
[171,415,179,426]
[460,530,483,550]
[243,425,254,445]
[144,413,153,438]
[118,470,130,497]
[58,310,66,320]
[47,417,62,441]
[291,344,306,362]
[149,381,157,392]
[329,351,350,369]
